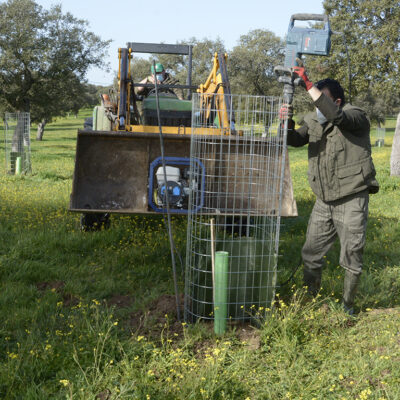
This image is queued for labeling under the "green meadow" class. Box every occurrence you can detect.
[0,112,399,399]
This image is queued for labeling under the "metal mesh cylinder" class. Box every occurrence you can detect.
[375,127,385,147]
[185,93,286,322]
[4,112,31,175]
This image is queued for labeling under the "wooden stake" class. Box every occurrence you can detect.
[210,218,216,304]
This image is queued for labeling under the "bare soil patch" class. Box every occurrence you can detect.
[62,292,80,307]
[36,280,65,292]
[106,294,135,309]
[236,323,261,350]
[129,294,184,339]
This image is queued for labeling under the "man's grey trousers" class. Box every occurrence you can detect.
[302,190,369,276]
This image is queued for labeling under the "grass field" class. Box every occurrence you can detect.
[0,111,399,399]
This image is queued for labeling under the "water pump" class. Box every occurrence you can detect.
[148,156,205,214]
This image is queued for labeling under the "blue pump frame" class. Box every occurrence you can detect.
[148,156,205,214]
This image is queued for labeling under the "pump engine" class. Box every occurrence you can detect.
[148,157,205,214]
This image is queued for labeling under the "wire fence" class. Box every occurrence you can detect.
[185,93,286,323]
[4,112,31,175]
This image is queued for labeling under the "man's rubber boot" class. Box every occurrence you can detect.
[343,270,360,315]
[303,267,322,297]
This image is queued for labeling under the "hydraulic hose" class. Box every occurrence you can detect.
[153,61,181,321]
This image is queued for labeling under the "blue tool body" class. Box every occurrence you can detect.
[284,13,332,68]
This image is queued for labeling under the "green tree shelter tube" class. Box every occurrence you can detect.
[214,251,229,334]
[15,156,22,174]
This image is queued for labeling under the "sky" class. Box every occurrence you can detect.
[35,0,324,86]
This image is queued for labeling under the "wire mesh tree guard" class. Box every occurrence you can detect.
[4,112,31,175]
[185,93,287,323]
[375,127,385,147]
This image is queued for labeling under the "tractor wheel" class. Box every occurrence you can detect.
[80,213,110,232]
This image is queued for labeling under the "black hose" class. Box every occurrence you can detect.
[343,33,352,104]
[278,256,303,287]
[161,215,185,280]
[334,31,352,104]
[153,61,181,321]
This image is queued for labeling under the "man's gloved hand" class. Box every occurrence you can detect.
[279,104,295,131]
[279,104,293,120]
[292,66,313,91]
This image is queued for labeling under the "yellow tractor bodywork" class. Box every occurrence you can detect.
[70,43,297,224]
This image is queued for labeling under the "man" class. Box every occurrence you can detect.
[136,62,184,100]
[285,66,379,314]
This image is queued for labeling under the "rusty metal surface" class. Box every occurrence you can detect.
[70,130,297,216]
[207,147,297,217]
[70,130,191,213]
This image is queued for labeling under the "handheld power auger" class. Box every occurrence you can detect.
[275,13,332,106]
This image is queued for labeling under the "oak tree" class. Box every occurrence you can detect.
[0,0,110,139]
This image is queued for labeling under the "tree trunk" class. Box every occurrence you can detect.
[36,120,47,141]
[390,112,400,176]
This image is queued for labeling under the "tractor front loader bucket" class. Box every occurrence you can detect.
[70,130,192,214]
[70,130,298,217]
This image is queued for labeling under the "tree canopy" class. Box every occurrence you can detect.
[0,0,110,136]
[228,29,284,96]
[3,0,399,130]
[302,0,400,121]
[324,0,400,94]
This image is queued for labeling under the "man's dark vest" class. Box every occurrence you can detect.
[304,104,379,202]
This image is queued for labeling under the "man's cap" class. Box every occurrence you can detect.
[151,63,164,74]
